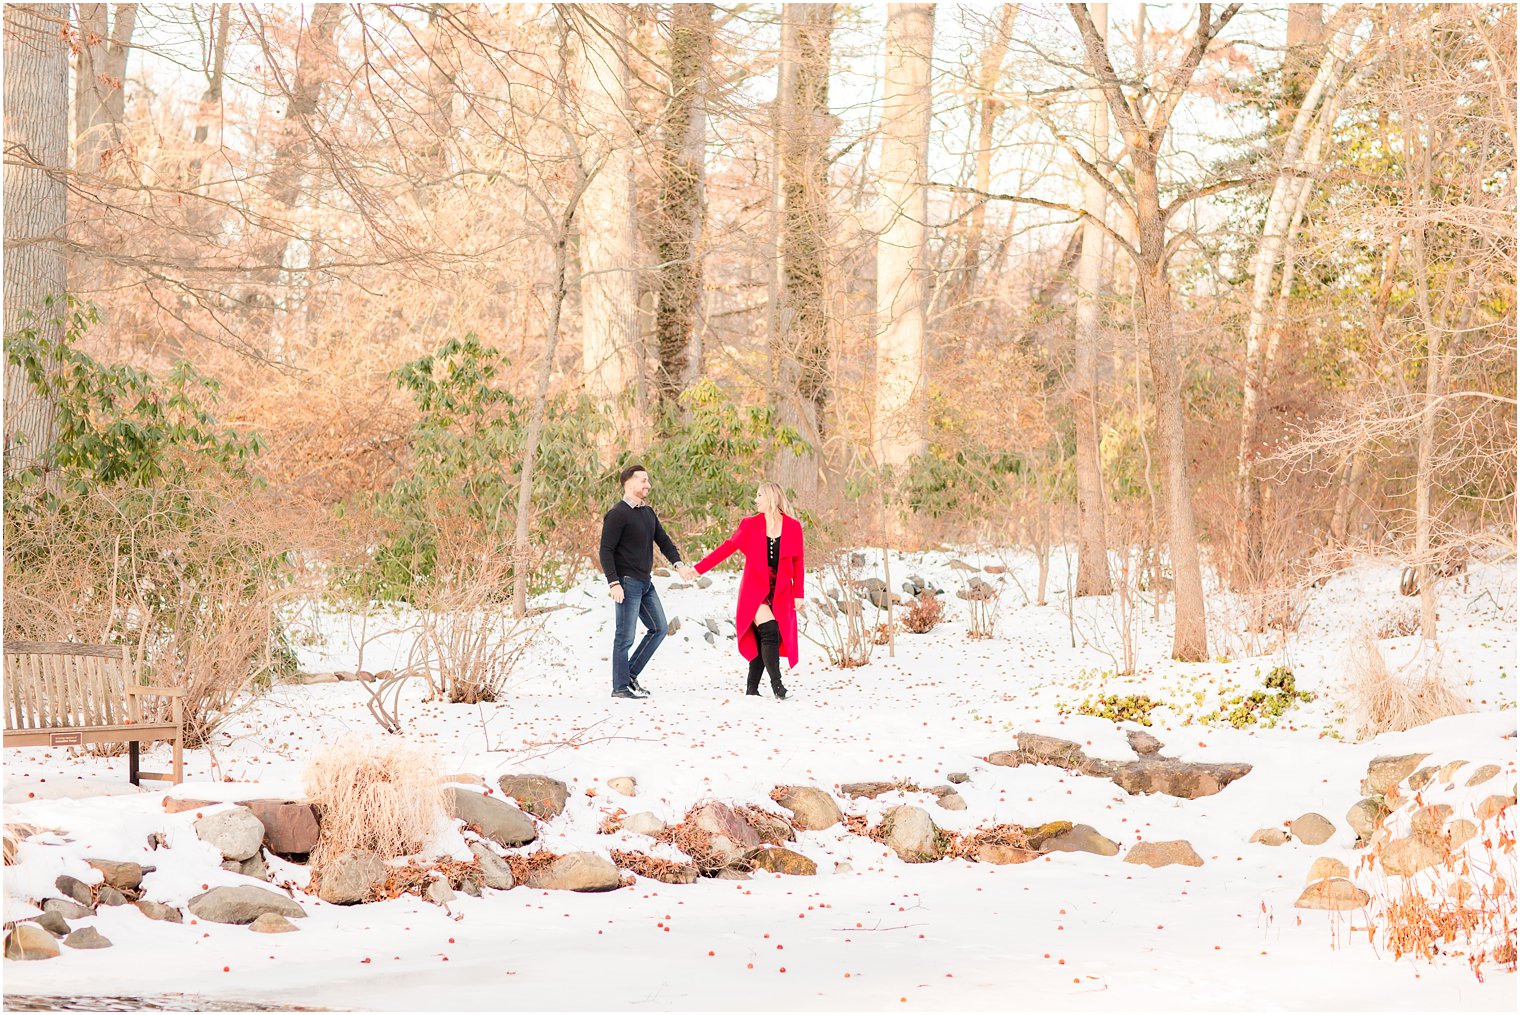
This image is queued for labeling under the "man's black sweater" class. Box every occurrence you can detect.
[599,501,682,586]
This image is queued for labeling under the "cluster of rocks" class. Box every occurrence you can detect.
[1292,751,1516,913]
[1250,812,1336,848]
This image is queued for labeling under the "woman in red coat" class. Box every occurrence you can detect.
[694,482,804,699]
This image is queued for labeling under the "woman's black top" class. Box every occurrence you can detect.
[764,532,780,604]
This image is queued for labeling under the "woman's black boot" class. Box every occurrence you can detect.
[757,620,787,699]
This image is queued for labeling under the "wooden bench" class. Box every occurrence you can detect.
[3,641,184,785]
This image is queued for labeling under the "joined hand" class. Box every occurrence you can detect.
[677,564,698,582]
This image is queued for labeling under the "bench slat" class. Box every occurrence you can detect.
[4,642,133,658]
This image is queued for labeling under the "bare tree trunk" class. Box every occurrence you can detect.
[574,3,642,452]
[1072,3,1112,597]
[1234,9,1353,584]
[4,4,70,477]
[958,5,1015,307]
[1068,2,1238,660]
[417,6,457,213]
[250,3,341,311]
[874,3,935,474]
[772,3,834,503]
[652,3,713,412]
[74,3,137,175]
[188,3,231,186]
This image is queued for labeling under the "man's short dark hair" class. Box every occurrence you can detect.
[619,464,648,487]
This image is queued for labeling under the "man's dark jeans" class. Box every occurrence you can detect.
[612,576,667,692]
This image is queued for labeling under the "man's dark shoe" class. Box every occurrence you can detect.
[772,686,788,701]
[629,677,651,696]
[611,688,647,700]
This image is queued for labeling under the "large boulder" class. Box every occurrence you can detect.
[988,734,1117,778]
[1361,753,1430,798]
[1123,840,1204,868]
[317,850,385,905]
[1295,878,1369,911]
[1108,759,1252,799]
[976,844,1038,865]
[64,927,112,950]
[1038,824,1119,857]
[188,885,306,925]
[1306,857,1350,883]
[524,852,621,892]
[1291,813,1336,845]
[469,843,516,891]
[54,874,94,906]
[1466,764,1501,787]
[5,924,60,960]
[690,803,762,868]
[882,806,943,863]
[135,900,183,923]
[446,787,537,848]
[243,799,321,856]
[86,859,144,893]
[838,781,900,800]
[623,812,666,838]
[1346,797,1389,839]
[741,809,796,844]
[749,847,817,876]
[250,913,299,934]
[774,786,843,830]
[194,807,266,861]
[497,774,569,819]
[991,734,1250,799]
[1380,836,1442,876]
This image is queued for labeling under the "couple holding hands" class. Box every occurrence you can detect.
[597,464,804,701]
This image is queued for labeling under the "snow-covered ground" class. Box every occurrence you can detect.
[5,549,1516,1011]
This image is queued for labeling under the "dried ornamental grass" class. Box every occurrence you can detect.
[900,591,944,634]
[305,738,446,860]
[1345,630,1469,739]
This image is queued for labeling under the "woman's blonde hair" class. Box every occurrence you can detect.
[757,481,790,522]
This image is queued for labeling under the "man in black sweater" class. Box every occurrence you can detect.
[599,464,695,699]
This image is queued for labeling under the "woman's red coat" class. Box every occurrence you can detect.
[694,513,804,667]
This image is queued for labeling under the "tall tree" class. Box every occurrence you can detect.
[4,4,70,477]
[572,3,643,447]
[1067,3,1242,661]
[874,3,935,474]
[651,3,713,410]
[1072,2,1112,597]
[771,3,834,501]
[74,3,137,176]
[1233,6,1359,587]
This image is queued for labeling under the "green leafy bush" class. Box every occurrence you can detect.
[349,335,605,601]
[1200,666,1315,729]
[1057,692,1166,726]
[639,379,807,551]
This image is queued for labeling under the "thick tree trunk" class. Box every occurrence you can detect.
[1073,2,1112,598]
[74,4,137,176]
[575,4,642,451]
[1135,154,1208,662]
[874,3,935,473]
[188,3,230,187]
[771,3,834,503]
[652,3,713,411]
[4,4,70,477]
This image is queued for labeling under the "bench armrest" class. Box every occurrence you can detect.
[127,684,186,698]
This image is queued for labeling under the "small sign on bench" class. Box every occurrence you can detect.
[49,732,83,746]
